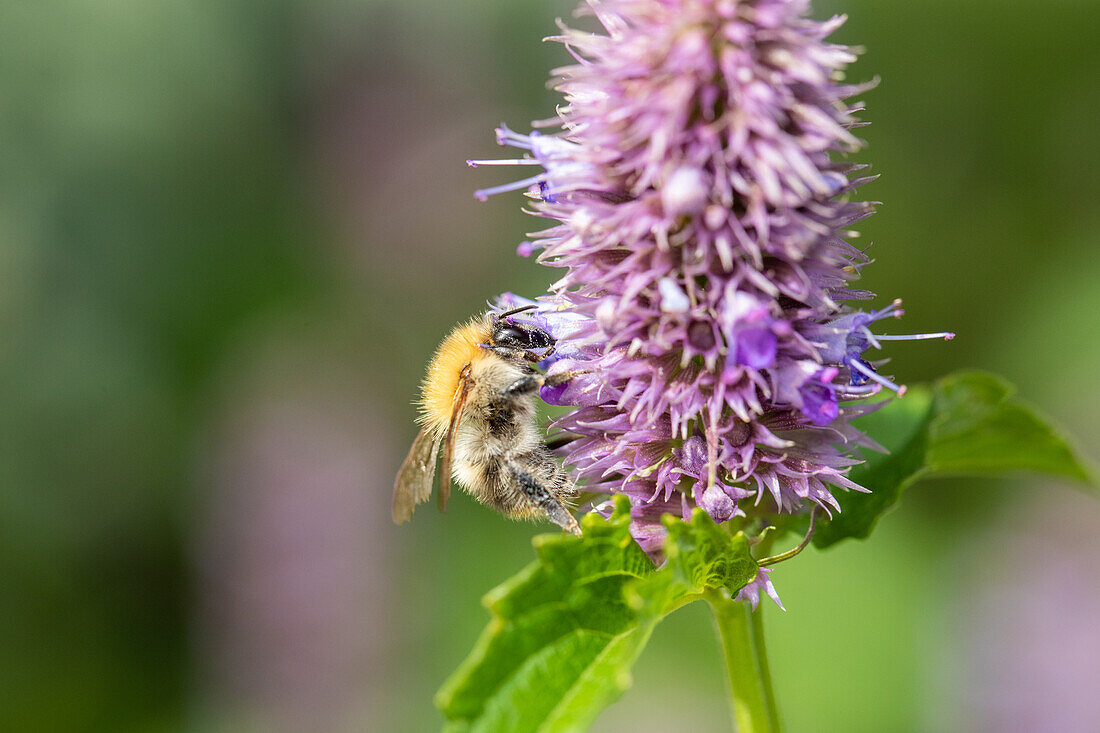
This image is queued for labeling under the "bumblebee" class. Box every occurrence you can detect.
[392,306,583,534]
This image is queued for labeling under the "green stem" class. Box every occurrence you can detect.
[704,589,781,733]
[749,604,780,729]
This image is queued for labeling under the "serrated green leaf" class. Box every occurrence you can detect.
[662,508,758,598]
[815,370,1095,548]
[436,497,757,732]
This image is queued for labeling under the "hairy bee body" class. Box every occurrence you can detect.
[426,319,570,520]
[393,310,580,534]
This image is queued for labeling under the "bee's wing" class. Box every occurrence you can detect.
[437,365,474,513]
[392,425,442,524]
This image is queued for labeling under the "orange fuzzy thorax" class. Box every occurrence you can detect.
[419,315,492,433]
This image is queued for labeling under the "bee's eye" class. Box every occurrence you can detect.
[496,326,526,345]
[528,328,554,348]
[494,321,555,352]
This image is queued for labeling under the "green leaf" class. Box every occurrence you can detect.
[925,372,1091,479]
[812,386,935,548]
[436,497,758,733]
[815,370,1095,548]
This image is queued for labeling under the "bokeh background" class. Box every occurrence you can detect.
[2,0,1097,731]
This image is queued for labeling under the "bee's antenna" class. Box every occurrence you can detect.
[495,304,538,320]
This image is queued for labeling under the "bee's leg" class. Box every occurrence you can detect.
[500,370,591,400]
[507,461,582,536]
[534,342,555,361]
[519,344,555,363]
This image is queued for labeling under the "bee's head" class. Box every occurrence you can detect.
[489,305,555,362]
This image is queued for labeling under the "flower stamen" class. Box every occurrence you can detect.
[848,357,907,396]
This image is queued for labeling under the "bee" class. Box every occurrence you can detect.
[392,305,584,534]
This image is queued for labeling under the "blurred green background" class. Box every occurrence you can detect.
[1,1,1097,731]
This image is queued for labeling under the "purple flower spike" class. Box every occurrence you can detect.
[478,0,952,604]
